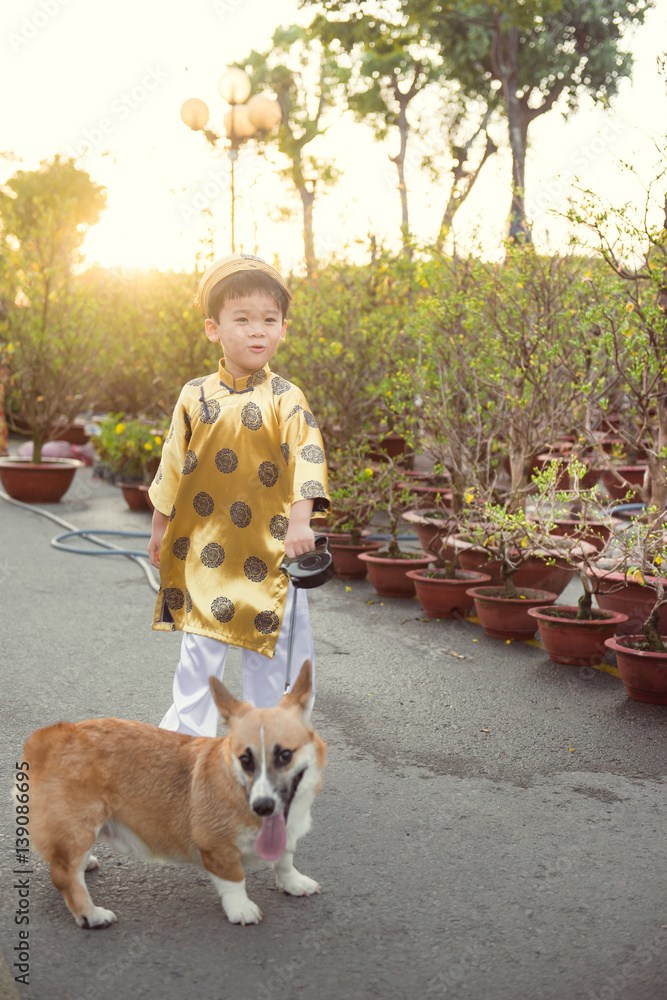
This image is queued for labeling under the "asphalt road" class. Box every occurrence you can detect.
[1,469,666,1000]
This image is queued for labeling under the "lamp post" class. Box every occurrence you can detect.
[180,69,282,253]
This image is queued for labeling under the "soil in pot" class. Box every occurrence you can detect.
[527,605,628,666]
[357,550,436,598]
[406,568,491,618]
[466,586,558,639]
[604,634,667,704]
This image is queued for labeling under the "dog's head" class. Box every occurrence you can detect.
[209,661,326,860]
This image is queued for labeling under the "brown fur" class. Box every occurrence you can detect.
[23,661,325,928]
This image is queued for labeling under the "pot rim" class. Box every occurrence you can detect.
[357,550,436,565]
[0,456,85,470]
[604,634,667,658]
[405,568,491,583]
[527,605,629,625]
[466,585,559,603]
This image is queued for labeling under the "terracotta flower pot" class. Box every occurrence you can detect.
[550,519,611,553]
[357,550,437,597]
[402,509,452,551]
[406,568,491,619]
[466,586,558,639]
[600,466,646,502]
[0,457,84,504]
[327,538,385,580]
[527,605,629,666]
[604,634,667,704]
[587,568,667,635]
[118,482,153,512]
[457,546,577,596]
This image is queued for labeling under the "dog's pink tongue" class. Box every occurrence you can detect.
[256,811,287,860]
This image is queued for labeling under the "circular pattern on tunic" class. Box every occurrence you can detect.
[187,376,208,387]
[211,597,235,623]
[155,463,163,484]
[215,448,238,475]
[201,542,225,568]
[199,399,220,425]
[303,410,319,428]
[165,423,174,444]
[230,501,252,527]
[183,411,192,442]
[300,480,324,500]
[271,376,291,395]
[164,588,185,611]
[185,589,192,613]
[286,404,303,420]
[169,505,176,522]
[269,514,289,540]
[258,461,279,487]
[247,370,268,387]
[182,450,198,475]
[172,537,190,561]
[254,610,280,634]
[301,444,325,464]
[244,557,268,583]
[241,401,263,430]
[280,443,290,465]
[193,492,215,517]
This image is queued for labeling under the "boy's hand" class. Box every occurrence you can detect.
[285,498,315,558]
[148,508,169,568]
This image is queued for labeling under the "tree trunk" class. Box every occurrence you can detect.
[298,183,316,278]
[438,131,497,249]
[389,95,411,256]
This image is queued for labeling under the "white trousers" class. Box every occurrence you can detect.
[159,584,315,737]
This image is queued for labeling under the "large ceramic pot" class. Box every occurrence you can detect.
[402,509,452,551]
[118,482,153,512]
[527,605,629,666]
[604,634,667,704]
[357,550,437,598]
[600,465,646,502]
[327,537,385,580]
[456,545,577,596]
[466,586,558,639]
[549,519,611,553]
[406,568,491,619]
[587,568,667,635]
[0,457,84,503]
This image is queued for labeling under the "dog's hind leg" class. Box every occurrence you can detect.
[48,833,116,929]
[273,851,320,897]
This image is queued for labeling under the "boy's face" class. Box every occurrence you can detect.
[205,291,287,380]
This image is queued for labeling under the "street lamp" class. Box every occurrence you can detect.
[180,69,282,253]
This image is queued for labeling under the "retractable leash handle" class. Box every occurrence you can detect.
[279,536,334,690]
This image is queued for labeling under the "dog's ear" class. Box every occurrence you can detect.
[209,676,251,724]
[280,660,312,714]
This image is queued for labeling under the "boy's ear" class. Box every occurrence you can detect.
[280,319,287,343]
[205,318,220,344]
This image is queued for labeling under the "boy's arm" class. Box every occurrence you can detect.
[284,498,315,558]
[148,508,170,568]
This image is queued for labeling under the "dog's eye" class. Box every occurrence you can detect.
[277,748,293,766]
[239,751,254,773]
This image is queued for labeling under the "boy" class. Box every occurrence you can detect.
[148,252,329,736]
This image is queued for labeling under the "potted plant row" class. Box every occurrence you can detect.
[92,414,165,511]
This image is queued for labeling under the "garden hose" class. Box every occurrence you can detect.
[0,490,159,592]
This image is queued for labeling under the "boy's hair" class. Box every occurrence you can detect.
[207,270,292,323]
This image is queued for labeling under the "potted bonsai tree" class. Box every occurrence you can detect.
[0,156,106,503]
[93,414,165,510]
[358,455,437,597]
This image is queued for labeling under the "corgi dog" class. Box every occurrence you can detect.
[22,660,325,929]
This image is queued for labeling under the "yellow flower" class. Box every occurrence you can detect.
[465,492,474,503]
[143,442,153,451]
[115,423,125,435]
[625,302,635,312]
[154,435,162,446]
[364,467,373,477]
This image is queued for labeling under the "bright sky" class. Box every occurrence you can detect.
[1,0,666,275]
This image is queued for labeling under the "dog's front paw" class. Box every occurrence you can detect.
[276,868,321,897]
[223,897,262,926]
[79,906,117,929]
[85,855,99,872]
